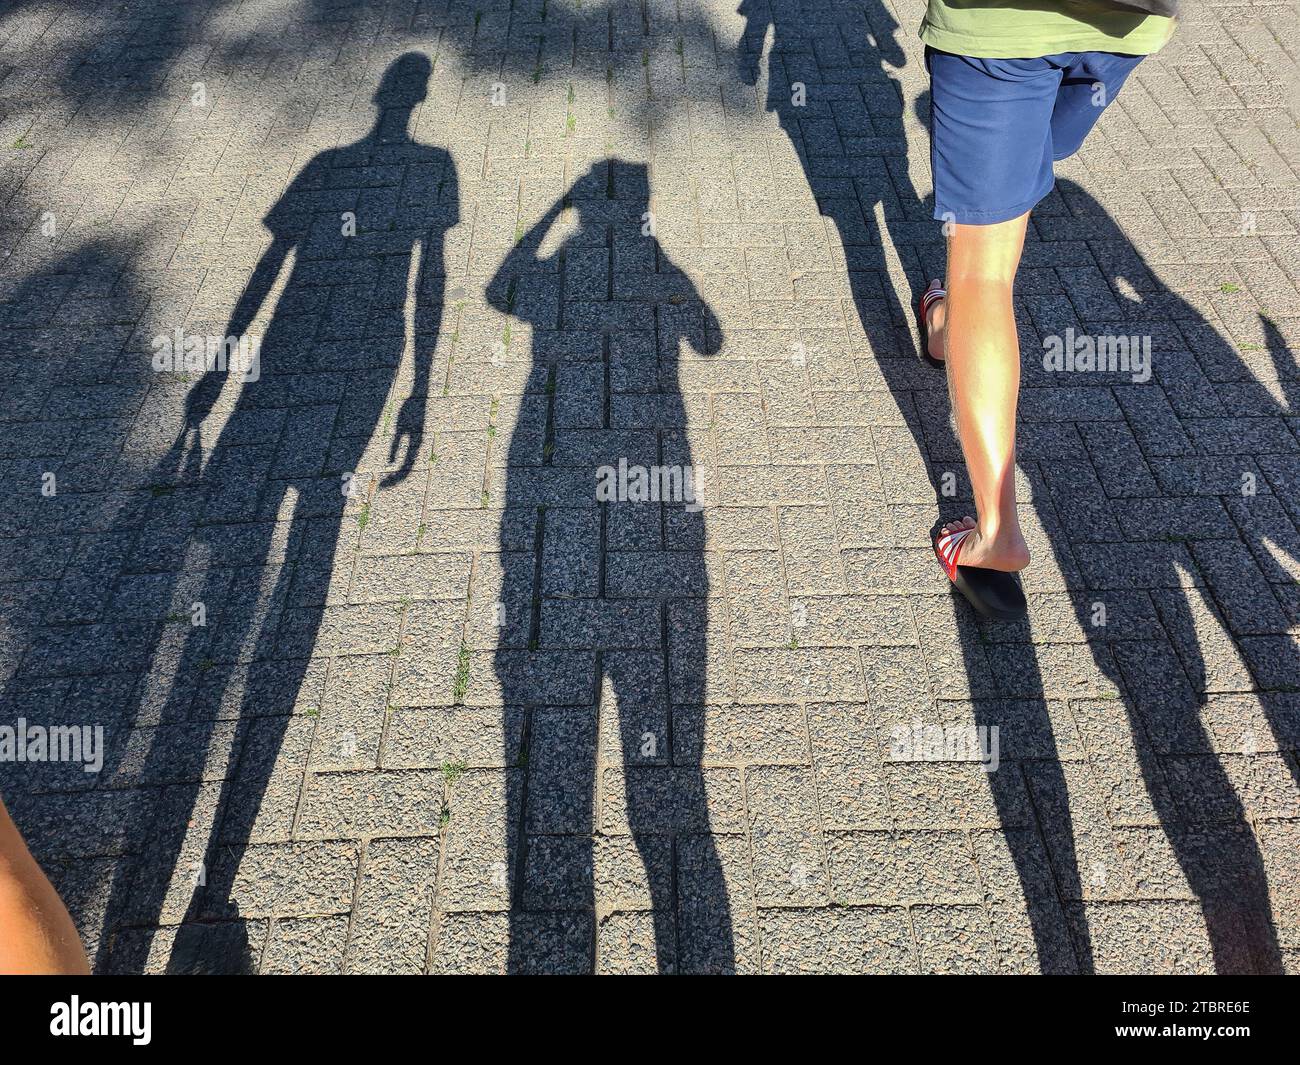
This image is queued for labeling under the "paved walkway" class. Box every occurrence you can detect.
[0,0,1297,973]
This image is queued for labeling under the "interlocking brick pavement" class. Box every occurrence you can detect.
[0,0,1296,973]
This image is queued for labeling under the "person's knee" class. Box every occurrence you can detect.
[947,220,1027,287]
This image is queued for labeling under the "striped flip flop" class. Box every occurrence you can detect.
[934,524,1028,621]
[916,285,946,369]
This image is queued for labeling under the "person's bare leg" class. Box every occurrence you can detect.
[0,795,89,974]
[925,213,1031,571]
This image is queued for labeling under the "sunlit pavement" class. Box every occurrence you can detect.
[0,0,1297,973]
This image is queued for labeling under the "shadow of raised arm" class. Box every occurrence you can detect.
[485,197,568,315]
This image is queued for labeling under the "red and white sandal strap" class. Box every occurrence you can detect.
[934,526,973,582]
[919,287,946,316]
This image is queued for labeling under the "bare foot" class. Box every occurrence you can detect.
[923,278,946,362]
[938,516,1030,572]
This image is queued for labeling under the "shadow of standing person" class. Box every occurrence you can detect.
[96,51,457,972]
[737,0,1092,971]
[485,160,735,973]
[0,238,154,964]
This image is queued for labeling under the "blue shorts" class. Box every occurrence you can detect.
[926,47,1144,225]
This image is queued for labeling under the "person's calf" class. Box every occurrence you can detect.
[946,215,1030,283]
[932,215,1031,575]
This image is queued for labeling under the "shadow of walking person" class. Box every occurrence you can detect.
[736,0,1093,972]
[95,51,457,973]
[484,159,735,973]
[1023,179,1295,973]
[737,0,1292,972]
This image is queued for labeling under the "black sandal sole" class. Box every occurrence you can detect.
[949,563,1028,621]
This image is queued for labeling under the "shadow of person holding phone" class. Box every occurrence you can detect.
[484,159,735,972]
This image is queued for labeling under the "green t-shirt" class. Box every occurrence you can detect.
[920,0,1175,58]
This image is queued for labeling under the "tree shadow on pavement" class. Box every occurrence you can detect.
[2,0,730,135]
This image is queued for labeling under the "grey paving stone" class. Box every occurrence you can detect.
[382,704,526,769]
[107,921,269,976]
[673,702,809,765]
[262,915,350,975]
[1189,538,1291,636]
[296,770,444,840]
[911,904,999,975]
[827,830,982,905]
[346,838,440,975]
[732,646,865,702]
[597,910,674,975]
[203,841,359,920]
[889,760,1035,830]
[1068,901,1220,975]
[601,765,746,835]
[430,911,592,975]
[757,905,916,974]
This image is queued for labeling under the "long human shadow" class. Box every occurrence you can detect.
[484,159,734,973]
[1038,179,1296,972]
[87,51,457,973]
[737,0,1091,973]
[738,0,1294,972]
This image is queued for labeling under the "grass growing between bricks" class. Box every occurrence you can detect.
[451,643,471,705]
[437,760,467,829]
